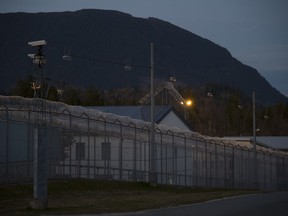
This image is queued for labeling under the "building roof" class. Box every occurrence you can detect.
[256,136,288,150]
[87,105,193,131]
[89,106,144,120]
[225,136,288,150]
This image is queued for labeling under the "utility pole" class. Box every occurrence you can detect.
[28,40,48,209]
[150,43,156,186]
[252,91,258,189]
[28,40,48,98]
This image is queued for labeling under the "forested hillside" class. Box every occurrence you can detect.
[10,77,288,136]
[0,9,286,105]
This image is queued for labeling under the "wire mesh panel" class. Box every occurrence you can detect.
[174,133,186,186]
[206,140,217,188]
[159,130,175,185]
[184,137,196,187]
[194,138,206,187]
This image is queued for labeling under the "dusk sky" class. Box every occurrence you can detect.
[1,0,287,96]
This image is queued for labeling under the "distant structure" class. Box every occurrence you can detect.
[89,105,193,131]
[28,40,49,98]
[139,82,193,121]
[225,136,288,152]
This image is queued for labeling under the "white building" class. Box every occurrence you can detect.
[88,105,193,131]
[224,136,288,152]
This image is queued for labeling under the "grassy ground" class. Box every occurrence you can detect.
[0,179,257,216]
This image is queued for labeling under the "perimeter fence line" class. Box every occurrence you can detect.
[0,96,287,191]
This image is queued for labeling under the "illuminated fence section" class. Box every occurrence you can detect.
[0,96,288,191]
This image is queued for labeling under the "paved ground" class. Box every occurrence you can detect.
[92,192,288,216]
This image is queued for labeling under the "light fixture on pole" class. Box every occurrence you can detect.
[28,40,48,209]
[149,42,157,187]
[28,40,49,98]
[252,91,258,188]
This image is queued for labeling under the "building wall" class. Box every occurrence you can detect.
[159,111,191,131]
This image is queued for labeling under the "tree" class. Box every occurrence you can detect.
[10,76,34,97]
[82,86,104,106]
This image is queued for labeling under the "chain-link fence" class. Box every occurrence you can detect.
[0,96,287,191]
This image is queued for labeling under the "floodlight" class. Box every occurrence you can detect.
[63,55,72,61]
[31,82,41,90]
[28,40,47,47]
[28,54,36,59]
[207,92,213,97]
[186,100,192,106]
[33,56,46,65]
[170,77,176,82]
[124,65,132,71]
[238,104,243,109]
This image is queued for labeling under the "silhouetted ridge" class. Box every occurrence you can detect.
[0,9,285,105]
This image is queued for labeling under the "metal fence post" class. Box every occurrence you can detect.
[31,124,48,209]
[87,116,90,179]
[224,143,227,189]
[133,126,137,181]
[184,136,187,187]
[232,146,235,189]
[119,125,123,181]
[27,109,31,179]
[205,140,207,187]
[195,139,198,186]
[5,105,9,180]
[214,141,218,188]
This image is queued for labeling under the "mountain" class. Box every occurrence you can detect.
[0,9,286,105]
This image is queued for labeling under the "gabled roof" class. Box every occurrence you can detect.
[87,105,193,131]
[89,106,143,120]
[88,105,173,123]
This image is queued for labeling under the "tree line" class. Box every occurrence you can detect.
[9,77,288,137]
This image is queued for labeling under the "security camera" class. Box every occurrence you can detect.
[28,40,47,47]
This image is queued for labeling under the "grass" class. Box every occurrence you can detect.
[0,179,257,216]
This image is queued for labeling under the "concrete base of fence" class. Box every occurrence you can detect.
[30,198,48,209]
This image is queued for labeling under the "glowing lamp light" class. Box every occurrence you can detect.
[186,100,192,106]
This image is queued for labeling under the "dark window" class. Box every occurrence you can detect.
[102,142,111,161]
[76,142,85,160]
